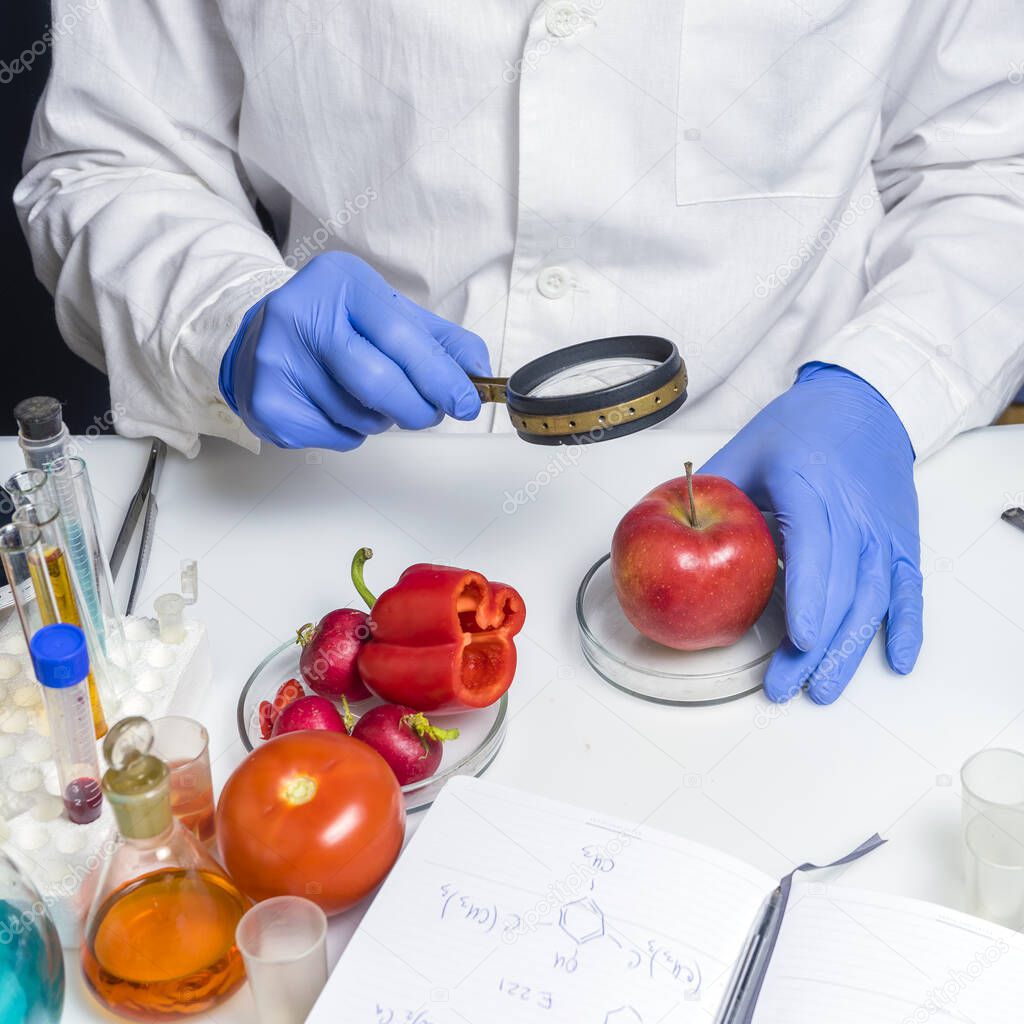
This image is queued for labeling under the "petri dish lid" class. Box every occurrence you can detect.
[576,554,786,706]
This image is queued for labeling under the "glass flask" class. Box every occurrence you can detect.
[82,718,249,1021]
[0,850,65,1024]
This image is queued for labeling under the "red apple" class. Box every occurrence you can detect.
[611,462,777,650]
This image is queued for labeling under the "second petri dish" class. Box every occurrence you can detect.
[577,554,785,705]
[237,638,507,812]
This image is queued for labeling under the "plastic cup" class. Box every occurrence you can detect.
[150,716,215,843]
[961,748,1024,925]
[236,897,328,1024]
[965,808,1024,926]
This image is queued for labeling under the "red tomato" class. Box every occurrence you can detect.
[216,730,405,915]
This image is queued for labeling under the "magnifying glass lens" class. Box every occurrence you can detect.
[524,357,659,399]
[471,335,687,444]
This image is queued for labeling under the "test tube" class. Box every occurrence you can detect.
[4,468,50,509]
[14,397,69,474]
[28,624,103,825]
[14,497,110,738]
[0,522,59,649]
[47,455,131,695]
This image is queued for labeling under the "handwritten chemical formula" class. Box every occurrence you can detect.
[434,839,703,1022]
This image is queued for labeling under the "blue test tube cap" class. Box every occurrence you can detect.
[29,623,89,689]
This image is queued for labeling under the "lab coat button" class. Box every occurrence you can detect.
[537,266,571,299]
[545,2,580,38]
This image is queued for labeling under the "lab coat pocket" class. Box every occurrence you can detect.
[674,0,879,205]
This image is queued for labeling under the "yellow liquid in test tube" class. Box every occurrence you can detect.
[29,545,108,739]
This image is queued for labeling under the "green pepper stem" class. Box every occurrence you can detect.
[351,547,377,609]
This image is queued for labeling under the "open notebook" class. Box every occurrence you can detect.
[308,777,1024,1023]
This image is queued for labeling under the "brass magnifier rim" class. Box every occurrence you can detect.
[470,335,687,445]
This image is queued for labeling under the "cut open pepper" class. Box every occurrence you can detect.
[352,548,526,712]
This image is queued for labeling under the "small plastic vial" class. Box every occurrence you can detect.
[180,559,198,605]
[154,593,187,644]
[28,624,103,825]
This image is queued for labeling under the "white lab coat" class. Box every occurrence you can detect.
[15,0,1024,457]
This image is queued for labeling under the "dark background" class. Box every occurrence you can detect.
[3,2,110,436]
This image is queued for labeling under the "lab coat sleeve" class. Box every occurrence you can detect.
[798,0,1024,459]
[14,0,293,456]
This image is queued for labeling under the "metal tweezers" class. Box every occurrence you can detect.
[109,438,166,615]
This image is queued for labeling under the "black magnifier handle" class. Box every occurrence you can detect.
[469,377,509,405]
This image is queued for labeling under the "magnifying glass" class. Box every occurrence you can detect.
[470,335,687,445]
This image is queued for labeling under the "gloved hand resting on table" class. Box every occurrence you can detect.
[702,362,923,705]
[219,253,491,450]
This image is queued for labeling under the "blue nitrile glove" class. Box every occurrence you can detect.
[219,253,491,450]
[702,362,923,705]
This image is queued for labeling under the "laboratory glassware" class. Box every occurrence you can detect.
[960,747,1024,926]
[4,467,50,509]
[235,897,328,1024]
[15,497,110,737]
[237,637,508,811]
[28,624,104,825]
[576,552,786,705]
[82,716,249,1021]
[153,593,186,644]
[14,396,69,473]
[964,806,1024,928]
[0,850,65,1024]
[48,455,131,700]
[960,748,1024,853]
[150,716,215,844]
[0,521,59,648]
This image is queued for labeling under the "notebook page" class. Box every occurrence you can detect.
[309,776,775,1024]
[753,881,1024,1023]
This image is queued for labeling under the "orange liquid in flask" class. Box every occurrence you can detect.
[82,868,248,1021]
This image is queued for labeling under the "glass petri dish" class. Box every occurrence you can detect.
[576,555,785,705]
[237,639,507,812]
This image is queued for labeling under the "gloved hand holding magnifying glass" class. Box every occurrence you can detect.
[219,252,492,450]
[702,362,924,705]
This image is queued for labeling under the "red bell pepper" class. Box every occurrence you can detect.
[351,548,526,712]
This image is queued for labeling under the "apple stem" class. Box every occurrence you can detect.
[684,461,701,528]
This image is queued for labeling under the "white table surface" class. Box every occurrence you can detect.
[10,425,1023,1024]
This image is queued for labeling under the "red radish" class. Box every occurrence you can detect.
[270,695,348,737]
[296,609,372,702]
[258,678,306,739]
[350,704,459,785]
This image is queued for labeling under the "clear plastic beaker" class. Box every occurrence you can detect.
[961,748,1024,926]
[235,897,329,1024]
[965,807,1024,927]
[151,716,215,844]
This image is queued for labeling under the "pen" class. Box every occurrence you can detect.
[716,886,784,1024]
